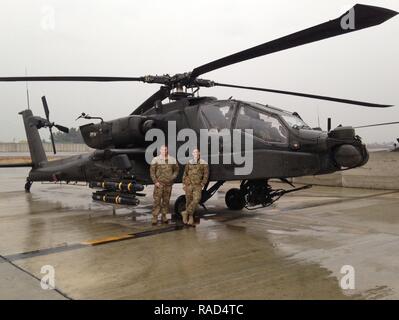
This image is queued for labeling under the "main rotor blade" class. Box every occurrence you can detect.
[190,4,397,78]
[41,96,50,120]
[0,76,144,82]
[354,121,399,129]
[54,124,70,133]
[131,86,171,115]
[49,127,56,154]
[214,82,393,108]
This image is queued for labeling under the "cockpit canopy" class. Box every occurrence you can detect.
[199,100,310,144]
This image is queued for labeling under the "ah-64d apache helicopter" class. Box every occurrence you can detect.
[0,4,397,216]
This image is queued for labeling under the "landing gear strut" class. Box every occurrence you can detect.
[173,181,226,217]
[174,179,311,215]
[24,179,32,192]
[226,179,311,210]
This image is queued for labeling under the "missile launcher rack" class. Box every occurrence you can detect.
[89,180,145,206]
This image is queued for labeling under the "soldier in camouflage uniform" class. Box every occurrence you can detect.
[182,148,209,226]
[150,145,179,225]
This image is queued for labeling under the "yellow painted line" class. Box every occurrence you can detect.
[81,234,134,246]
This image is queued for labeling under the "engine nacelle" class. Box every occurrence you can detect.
[328,126,355,140]
[80,115,156,149]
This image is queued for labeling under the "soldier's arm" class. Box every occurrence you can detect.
[201,163,209,187]
[150,162,157,184]
[171,163,179,181]
[182,164,189,185]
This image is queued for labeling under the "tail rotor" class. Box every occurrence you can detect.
[41,96,69,154]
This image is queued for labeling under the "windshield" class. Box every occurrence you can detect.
[282,114,311,129]
[236,106,288,144]
[201,102,235,130]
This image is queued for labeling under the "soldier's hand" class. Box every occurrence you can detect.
[155,182,161,188]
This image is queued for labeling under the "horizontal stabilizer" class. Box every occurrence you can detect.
[0,162,33,168]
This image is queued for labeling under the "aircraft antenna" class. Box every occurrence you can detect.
[25,67,31,109]
[317,107,320,128]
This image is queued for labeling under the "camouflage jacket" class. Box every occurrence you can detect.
[183,159,209,186]
[150,156,179,185]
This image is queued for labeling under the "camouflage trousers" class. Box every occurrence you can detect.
[184,184,203,216]
[152,184,173,220]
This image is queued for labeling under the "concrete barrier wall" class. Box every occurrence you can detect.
[0,142,92,153]
[294,151,399,190]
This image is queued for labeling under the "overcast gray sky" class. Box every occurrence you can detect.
[0,0,398,143]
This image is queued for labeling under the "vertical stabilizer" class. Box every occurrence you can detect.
[19,109,47,167]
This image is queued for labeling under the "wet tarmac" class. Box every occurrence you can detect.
[1,167,399,299]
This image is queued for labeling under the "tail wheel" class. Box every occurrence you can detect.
[173,195,186,219]
[225,188,245,210]
[25,180,32,192]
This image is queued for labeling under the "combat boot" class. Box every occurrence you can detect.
[188,214,195,227]
[161,214,169,224]
[152,216,158,225]
[181,211,188,225]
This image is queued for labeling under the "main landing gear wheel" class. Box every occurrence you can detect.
[173,195,186,221]
[225,188,245,210]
